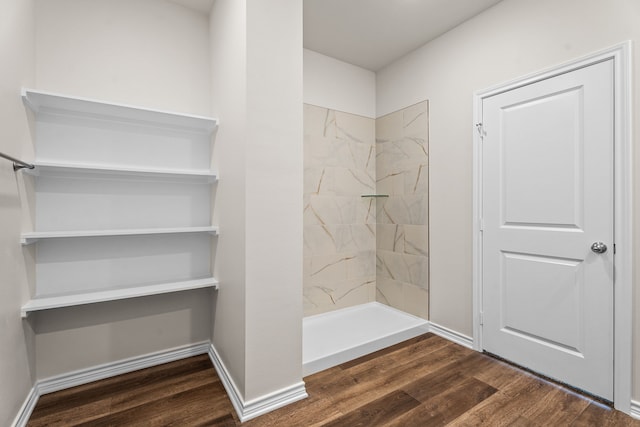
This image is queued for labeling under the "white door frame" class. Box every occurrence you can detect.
[472,42,632,413]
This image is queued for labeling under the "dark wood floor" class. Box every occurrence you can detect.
[28,333,640,426]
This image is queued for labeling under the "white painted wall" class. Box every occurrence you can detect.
[32,0,214,379]
[245,0,303,401]
[209,0,248,398]
[304,49,376,118]
[35,0,211,115]
[210,0,304,406]
[0,1,36,424]
[376,0,640,401]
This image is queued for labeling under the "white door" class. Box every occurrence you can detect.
[481,59,614,400]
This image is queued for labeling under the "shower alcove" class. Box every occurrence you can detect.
[303,101,430,375]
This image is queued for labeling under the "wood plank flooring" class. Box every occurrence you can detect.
[27,333,640,426]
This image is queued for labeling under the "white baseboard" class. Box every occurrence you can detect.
[37,341,210,396]
[630,400,640,420]
[428,321,474,349]
[11,386,38,427]
[208,343,307,422]
[242,381,308,422]
[206,343,245,420]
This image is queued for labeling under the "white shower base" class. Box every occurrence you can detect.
[302,302,429,376]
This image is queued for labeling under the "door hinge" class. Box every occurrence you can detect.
[613,243,616,254]
[479,218,484,232]
[475,123,485,139]
[479,311,484,326]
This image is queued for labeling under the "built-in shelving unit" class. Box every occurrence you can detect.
[20,88,219,315]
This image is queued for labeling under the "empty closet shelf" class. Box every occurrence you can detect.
[21,226,219,245]
[21,277,220,317]
[24,162,218,183]
[22,88,218,133]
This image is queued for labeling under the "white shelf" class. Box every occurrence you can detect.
[21,276,219,317]
[25,161,217,183]
[21,226,219,245]
[22,88,218,133]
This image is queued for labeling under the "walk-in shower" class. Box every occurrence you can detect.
[303,101,430,374]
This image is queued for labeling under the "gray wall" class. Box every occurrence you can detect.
[0,0,36,425]
[376,0,640,401]
[32,0,214,380]
[211,0,304,402]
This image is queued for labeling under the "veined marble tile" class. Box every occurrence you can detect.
[376,195,428,226]
[376,164,429,197]
[402,101,428,138]
[372,101,429,317]
[305,101,428,317]
[403,224,429,257]
[404,194,429,226]
[376,276,403,308]
[305,134,375,173]
[375,166,405,196]
[332,167,375,195]
[376,224,404,253]
[376,138,428,176]
[304,283,335,312]
[404,163,429,195]
[304,104,377,316]
[334,110,375,144]
[304,277,376,316]
[377,250,404,281]
[335,279,375,307]
[377,250,428,288]
[305,166,374,197]
[304,224,375,256]
[306,253,350,284]
[304,104,329,137]
[346,250,376,280]
[408,254,429,288]
[407,253,429,289]
[304,167,325,195]
[375,278,428,320]
[304,195,370,225]
[363,199,377,225]
[304,104,375,141]
[304,224,338,257]
[337,225,375,253]
[375,109,403,143]
[376,251,391,279]
[386,136,428,160]
[402,283,429,319]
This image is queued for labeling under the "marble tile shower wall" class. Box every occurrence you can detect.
[375,102,429,319]
[303,104,377,316]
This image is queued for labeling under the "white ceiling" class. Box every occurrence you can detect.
[304,0,503,71]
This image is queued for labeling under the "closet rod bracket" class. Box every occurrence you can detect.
[0,151,35,171]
